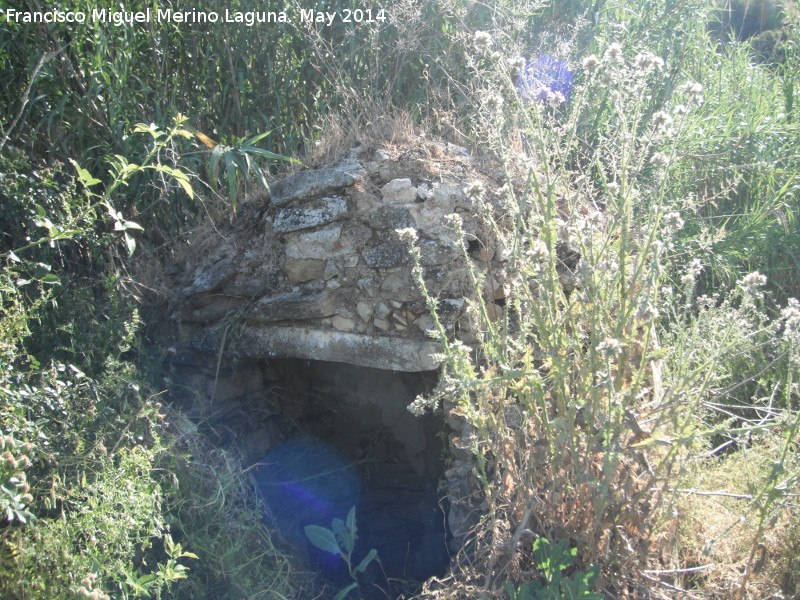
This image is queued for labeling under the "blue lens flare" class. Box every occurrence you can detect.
[517,55,573,103]
[253,437,360,572]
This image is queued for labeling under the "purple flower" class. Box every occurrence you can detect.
[517,55,573,104]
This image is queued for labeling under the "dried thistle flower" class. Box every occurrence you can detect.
[508,55,526,73]
[395,227,418,243]
[663,211,684,233]
[596,337,623,357]
[635,299,659,322]
[681,258,703,283]
[738,271,767,297]
[465,181,484,196]
[582,54,601,75]
[650,152,670,168]
[407,395,429,416]
[682,81,704,105]
[444,213,463,227]
[473,30,493,51]
[483,92,505,116]
[683,81,703,96]
[634,52,664,72]
[781,298,800,339]
[528,239,549,262]
[673,104,689,117]
[547,90,566,108]
[652,111,673,132]
[604,42,624,65]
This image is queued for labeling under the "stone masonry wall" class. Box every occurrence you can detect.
[162,139,562,558]
[168,140,510,372]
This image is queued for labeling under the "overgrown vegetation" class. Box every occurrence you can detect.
[1,0,799,598]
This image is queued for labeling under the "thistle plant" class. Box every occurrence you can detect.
[0,431,35,525]
[503,538,603,600]
[304,507,379,600]
[404,30,800,599]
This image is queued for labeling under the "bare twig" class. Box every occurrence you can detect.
[691,439,735,459]
[641,572,690,594]
[0,51,58,153]
[644,564,715,575]
[654,488,800,499]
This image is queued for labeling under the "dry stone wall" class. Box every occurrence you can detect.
[170,141,509,372]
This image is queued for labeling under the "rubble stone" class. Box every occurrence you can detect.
[273,196,348,233]
[271,165,361,207]
[381,178,418,204]
[285,259,326,282]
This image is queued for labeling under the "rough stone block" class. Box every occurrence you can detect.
[285,225,347,260]
[374,302,391,319]
[331,315,356,331]
[380,274,417,301]
[273,196,348,233]
[249,290,337,322]
[185,297,242,323]
[285,259,326,283]
[356,301,374,321]
[183,256,235,295]
[364,242,409,268]
[270,167,359,207]
[427,183,465,212]
[370,206,414,230]
[381,178,418,204]
[418,239,457,266]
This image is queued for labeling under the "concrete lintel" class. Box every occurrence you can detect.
[191,325,443,372]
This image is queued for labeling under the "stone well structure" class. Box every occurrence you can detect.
[161,139,523,588]
[170,140,510,371]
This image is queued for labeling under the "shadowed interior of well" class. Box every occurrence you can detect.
[171,355,450,598]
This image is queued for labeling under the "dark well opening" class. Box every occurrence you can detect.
[190,357,450,597]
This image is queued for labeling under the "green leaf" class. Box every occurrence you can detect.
[355,548,377,574]
[177,177,194,198]
[133,122,164,138]
[331,582,358,600]
[332,517,354,554]
[503,580,518,600]
[230,153,249,180]
[209,144,225,188]
[136,573,156,586]
[346,506,357,541]
[240,145,291,161]
[70,159,101,187]
[252,164,270,192]
[226,156,237,212]
[242,130,273,146]
[304,525,341,555]
[124,232,137,255]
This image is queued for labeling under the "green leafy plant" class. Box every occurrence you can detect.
[0,116,196,261]
[0,431,36,525]
[504,538,603,600]
[304,507,378,600]
[118,534,199,597]
[202,129,301,214]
